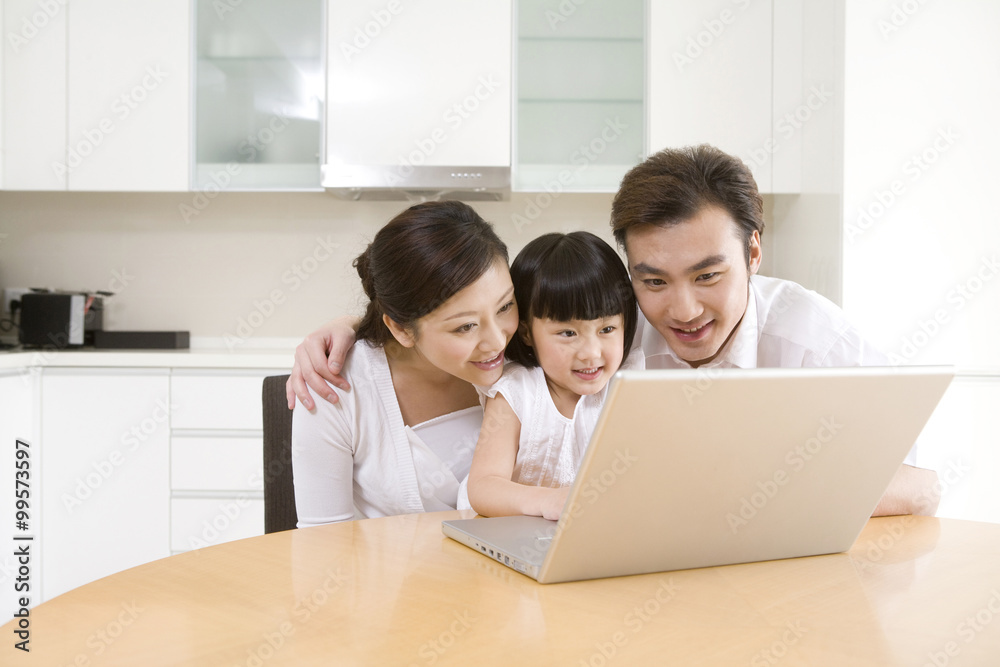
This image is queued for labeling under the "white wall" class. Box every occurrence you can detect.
[843,0,1000,522]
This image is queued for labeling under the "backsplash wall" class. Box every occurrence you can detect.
[0,191,671,347]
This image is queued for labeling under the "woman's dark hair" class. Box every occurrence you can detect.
[506,232,637,368]
[354,201,508,346]
[610,144,764,266]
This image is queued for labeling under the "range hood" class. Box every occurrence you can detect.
[323,1,512,201]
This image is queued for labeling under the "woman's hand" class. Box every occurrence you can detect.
[285,316,360,409]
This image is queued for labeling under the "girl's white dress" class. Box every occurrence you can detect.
[485,350,644,489]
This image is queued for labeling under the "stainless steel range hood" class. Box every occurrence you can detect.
[322,165,510,202]
[323,1,512,201]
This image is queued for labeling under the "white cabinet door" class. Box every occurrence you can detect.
[66,0,190,191]
[0,370,38,619]
[40,369,170,601]
[325,0,511,184]
[2,0,68,190]
[648,0,773,191]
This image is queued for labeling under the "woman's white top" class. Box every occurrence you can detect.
[292,341,482,527]
[484,350,645,489]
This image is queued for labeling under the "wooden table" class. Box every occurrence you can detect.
[6,512,1000,665]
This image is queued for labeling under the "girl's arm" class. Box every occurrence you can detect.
[467,393,570,520]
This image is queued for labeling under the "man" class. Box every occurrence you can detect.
[288,144,940,516]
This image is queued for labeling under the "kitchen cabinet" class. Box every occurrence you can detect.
[169,370,270,553]
[648,0,775,191]
[66,0,190,191]
[514,0,646,193]
[194,0,325,190]
[0,350,290,607]
[1,0,188,191]
[39,369,171,601]
[2,0,68,190]
[0,369,37,621]
[324,0,512,192]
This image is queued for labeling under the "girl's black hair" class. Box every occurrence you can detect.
[506,231,637,368]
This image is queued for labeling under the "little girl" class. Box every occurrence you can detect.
[466,231,642,520]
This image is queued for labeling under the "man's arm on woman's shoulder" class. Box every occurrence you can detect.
[286,315,360,410]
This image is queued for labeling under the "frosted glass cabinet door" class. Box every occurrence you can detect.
[194,0,325,190]
[514,0,645,192]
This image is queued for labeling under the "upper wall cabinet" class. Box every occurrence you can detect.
[324,0,512,194]
[514,0,646,192]
[67,0,190,191]
[195,0,325,190]
[648,0,774,192]
[2,0,68,190]
[2,0,189,191]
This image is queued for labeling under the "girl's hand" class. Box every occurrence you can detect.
[541,486,571,521]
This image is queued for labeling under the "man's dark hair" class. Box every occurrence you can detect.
[610,144,764,265]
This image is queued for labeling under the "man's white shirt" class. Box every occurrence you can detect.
[640,274,888,370]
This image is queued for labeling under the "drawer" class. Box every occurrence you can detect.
[171,371,276,430]
[171,436,264,492]
[171,497,264,552]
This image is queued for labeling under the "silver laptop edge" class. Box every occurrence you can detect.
[443,365,954,583]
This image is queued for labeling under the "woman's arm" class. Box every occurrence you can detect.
[285,315,360,410]
[467,394,570,520]
[291,382,357,526]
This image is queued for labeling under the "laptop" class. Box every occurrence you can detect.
[442,365,954,583]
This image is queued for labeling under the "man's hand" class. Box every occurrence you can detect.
[872,464,941,517]
[285,316,360,410]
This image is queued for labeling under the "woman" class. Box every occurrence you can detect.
[292,201,517,526]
